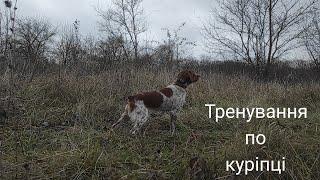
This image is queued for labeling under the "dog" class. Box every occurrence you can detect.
[112,70,200,135]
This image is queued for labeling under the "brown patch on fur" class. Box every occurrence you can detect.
[160,87,173,97]
[130,91,164,109]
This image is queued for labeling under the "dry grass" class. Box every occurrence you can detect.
[0,64,319,179]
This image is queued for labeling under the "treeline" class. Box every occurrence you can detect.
[0,0,319,83]
[0,0,197,82]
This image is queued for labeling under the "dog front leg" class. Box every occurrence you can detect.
[170,113,177,135]
[130,122,139,134]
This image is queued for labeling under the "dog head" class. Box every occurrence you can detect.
[175,70,200,88]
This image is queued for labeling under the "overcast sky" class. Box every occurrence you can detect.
[16,0,215,57]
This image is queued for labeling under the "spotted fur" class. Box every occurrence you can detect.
[112,70,200,135]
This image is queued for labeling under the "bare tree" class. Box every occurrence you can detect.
[15,17,56,82]
[97,0,147,61]
[55,20,81,74]
[2,0,18,57]
[203,0,318,70]
[303,10,320,68]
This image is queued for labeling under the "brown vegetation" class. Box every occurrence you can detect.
[0,62,319,179]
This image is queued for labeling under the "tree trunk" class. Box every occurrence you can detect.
[265,0,273,78]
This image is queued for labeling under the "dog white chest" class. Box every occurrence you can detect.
[159,84,186,112]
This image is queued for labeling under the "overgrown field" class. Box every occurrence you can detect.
[0,64,319,179]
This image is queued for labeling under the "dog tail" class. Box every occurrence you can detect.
[127,96,136,112]
[112,106,129,129]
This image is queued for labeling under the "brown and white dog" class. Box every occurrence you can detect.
[112,70,200,135]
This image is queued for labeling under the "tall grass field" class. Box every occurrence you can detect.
[0,62,319,179]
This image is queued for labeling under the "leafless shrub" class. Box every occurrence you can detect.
[96,36,127,65]
[15,17,56,82]
[154,23,196,64]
